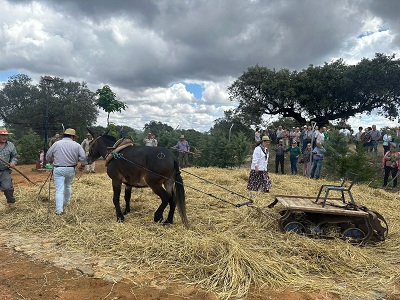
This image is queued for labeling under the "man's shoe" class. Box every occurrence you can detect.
[55,212,64,215]
[90,170,95,173]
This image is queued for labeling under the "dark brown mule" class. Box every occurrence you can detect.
[86,130,189,228]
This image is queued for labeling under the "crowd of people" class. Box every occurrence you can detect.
[248,124,400,193]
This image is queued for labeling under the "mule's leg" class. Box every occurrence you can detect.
[112,180,124,222]
[123,185,132,215]
[165,196,176,225]
[164,180,176,224]
[150,184,172,224]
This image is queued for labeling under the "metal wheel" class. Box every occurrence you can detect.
[342,227,366,244]
[284,222,305,234]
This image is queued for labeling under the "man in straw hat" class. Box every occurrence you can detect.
[173,134,190,168]
[247,135,272,192]
[46,128,87,215]
[0,127,18,203]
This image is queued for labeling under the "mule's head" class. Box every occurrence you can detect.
[87,134,117,164]
[87,137,102,164]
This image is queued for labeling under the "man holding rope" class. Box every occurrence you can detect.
[0,128,18,204]
[46,128,86,215]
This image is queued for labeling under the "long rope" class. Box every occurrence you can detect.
[181,169,254,202]
[112,152,253,207]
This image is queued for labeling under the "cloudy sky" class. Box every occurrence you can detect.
[1,0,400,132]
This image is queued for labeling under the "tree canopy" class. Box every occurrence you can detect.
[95,85,127,126]
[228,53,400,125]
[0,74,98,137]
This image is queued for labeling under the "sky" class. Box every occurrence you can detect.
[1,0,400,133]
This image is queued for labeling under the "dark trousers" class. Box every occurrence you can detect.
[275,155,284,174]
[383,166,398,188]
[290,157,298,175]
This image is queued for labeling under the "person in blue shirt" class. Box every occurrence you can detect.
[310,141,326,179]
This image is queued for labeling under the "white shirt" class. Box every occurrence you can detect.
[339,128,351,136]
[250,145,269,171]
[383,134,392,146]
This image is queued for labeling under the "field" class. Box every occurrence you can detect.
[0,161,399,300]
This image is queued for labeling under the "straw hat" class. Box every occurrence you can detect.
[0,128,11,135]
[262,135,270,141]
[64,128,78,137]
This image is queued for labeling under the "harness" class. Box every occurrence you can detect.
[104,137,134,166]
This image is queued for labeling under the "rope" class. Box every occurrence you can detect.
[182,169,254,203]
[113,152,253,208]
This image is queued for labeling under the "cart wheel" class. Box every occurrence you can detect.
[284,222,305,234]
[342,227,366,244]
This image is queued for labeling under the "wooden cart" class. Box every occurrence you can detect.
[267,195,388,244]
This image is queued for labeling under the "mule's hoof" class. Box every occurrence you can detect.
[162,220,172,226]
[154,216,163,223]
[123,210,130,215]
[117,216,125,222]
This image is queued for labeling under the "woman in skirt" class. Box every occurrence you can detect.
[247,135,272,192]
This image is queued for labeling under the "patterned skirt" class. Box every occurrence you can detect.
[247,170,272,192]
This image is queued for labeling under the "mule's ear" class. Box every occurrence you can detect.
[87,127,96,138]
[103,128,110,136]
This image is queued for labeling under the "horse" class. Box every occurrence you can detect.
[86,130,189,228]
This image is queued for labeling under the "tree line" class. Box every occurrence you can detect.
[1,53,399,179]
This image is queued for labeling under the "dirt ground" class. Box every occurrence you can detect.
[0,163,379,300]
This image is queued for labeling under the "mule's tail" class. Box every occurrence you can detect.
[173,159,189,228]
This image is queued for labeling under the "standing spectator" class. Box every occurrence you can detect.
[282,129,290,148]
[323,127,329,141]
[315,127,325,145]
[254,127,261,145]
[173,135,190,168]
[302,125,313,153]
[363,127,372,149]
[382,143,400,190]
[46,128,87,215]
[369,125,381,154]
[274,139,285,174]
[0,128,18,204]
[276,126,283,141]
[289,127,296,145]
[152,134,158,147]
[81,133,95,173]
[310,141,326,179]
[48,133,60,147]
[285,140,301,175]
[302,143,312,176]
[312,125,319,148]
[396,127,400,148]
[269,128,277,145]
[143,132,157,147]
[339,124,351,137]
[294,127,301,145]
[247,136,272,192]
[382,129,393,155]
[39,150,44,168]
[354,126,364,149]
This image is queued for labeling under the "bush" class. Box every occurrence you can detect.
[16,129,42,164]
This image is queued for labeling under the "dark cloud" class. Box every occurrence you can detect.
[2,0,399,130]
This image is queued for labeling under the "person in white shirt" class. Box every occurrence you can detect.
[382,129,393,154]
[247,136,272,192]
[339,124,351,137]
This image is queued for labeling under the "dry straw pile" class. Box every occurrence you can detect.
[1,168,400,299]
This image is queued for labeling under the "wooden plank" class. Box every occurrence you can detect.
[275,196,368,217]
